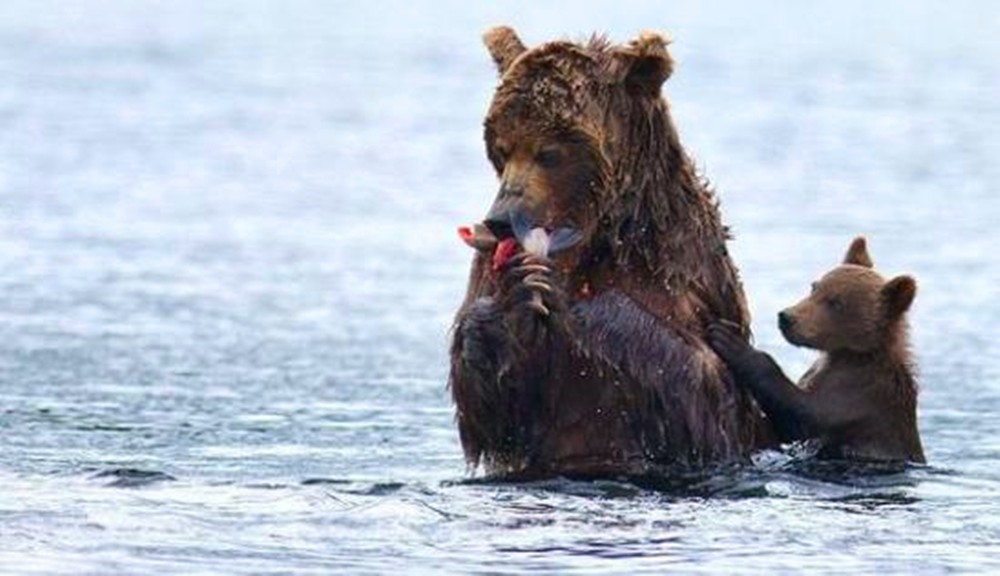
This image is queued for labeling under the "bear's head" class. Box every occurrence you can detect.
[478,26,695,276]
[778,237,917,354]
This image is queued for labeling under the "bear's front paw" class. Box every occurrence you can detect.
[708,322,756,368]
[498,252,567,328]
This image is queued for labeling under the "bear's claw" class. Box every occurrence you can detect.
[522,273,553,294]
[526,299,550,317]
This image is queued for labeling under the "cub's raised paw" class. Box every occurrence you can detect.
[707,322,755,367]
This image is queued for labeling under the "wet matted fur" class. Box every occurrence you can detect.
[450,27,774,477]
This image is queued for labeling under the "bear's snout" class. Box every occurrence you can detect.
[778,310,795,334]
[777,309,811,348]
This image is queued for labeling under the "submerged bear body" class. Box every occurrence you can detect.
[449,27,774,478]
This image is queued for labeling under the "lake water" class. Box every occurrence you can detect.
[1,1,998,573]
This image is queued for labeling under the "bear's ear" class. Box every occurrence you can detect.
[881,275,917,319]
[606,31,674,97]
[843,236,874,268]
[483,26,527,76]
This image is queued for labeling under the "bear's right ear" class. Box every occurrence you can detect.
[843,236,874,268]
[606,31,674,97]
[483,26,526,76]
[881,275,917,319]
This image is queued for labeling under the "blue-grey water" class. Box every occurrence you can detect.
[0,1,997,573]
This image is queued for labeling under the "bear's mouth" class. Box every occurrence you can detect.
[779,324,816,350]
[483,216,514,241]
[779,323,800,346]
[484,194,550,241]
[485,207,546,242]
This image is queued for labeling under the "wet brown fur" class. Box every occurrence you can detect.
[709,237,925,463]
[449,28,774,477]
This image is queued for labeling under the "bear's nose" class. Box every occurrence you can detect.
[778,311,794,332]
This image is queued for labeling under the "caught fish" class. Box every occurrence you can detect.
[509,211,582,315]
[459,212,582,315]
[510,211,582,259]
[457,223,498,252]
[457,223,518,271]
[458,213,581,268]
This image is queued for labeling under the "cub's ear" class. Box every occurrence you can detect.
[843,236,874,268]
[483,26,526,76]
[882,275,917,319]
[606,31,674,97]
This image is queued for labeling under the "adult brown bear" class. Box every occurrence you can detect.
[450,27,774,478]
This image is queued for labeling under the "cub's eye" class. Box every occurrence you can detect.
[824,296,843,312]
[810,282,819,294]
[534,147,561,168]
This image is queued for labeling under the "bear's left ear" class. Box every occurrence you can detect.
[483,26,527,76]
[606,31,674,97]
[843,236,874,268]
[881,275,917,319]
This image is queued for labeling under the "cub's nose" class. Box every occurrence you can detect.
[777,310,794,332]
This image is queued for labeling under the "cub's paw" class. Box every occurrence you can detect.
[707,322,752,364]
[707,322,774,380]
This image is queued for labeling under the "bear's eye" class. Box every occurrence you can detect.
[494,147,510,165]
[810,282,818,294]
[824,296,843,312]
[491,142,511,168]
[534,146,561,169]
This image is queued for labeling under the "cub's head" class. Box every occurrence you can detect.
[778,237,917,353]
[478,26,676,265]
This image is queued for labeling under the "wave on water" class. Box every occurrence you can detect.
[91,467,177,488]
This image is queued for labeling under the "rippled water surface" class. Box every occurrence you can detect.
[1,1,998,573]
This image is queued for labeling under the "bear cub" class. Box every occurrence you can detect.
[709,236,925,463]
